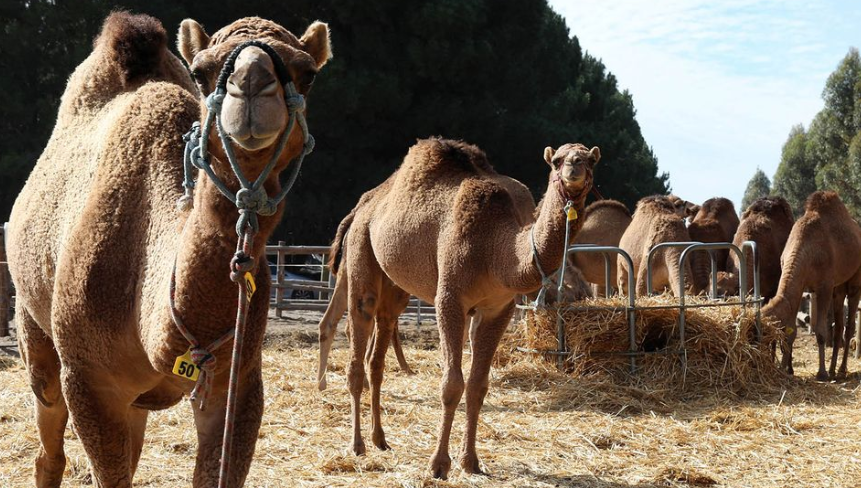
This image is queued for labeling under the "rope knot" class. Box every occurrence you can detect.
[229,251,254,283]
[188,346,216,410]
[303,134,316,155]
[176,193,194,212]
[235,188,271,213]
[285,94,306,112]
[206,91,225,112]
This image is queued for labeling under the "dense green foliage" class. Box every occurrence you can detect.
[772,124,816,216]
[0,0,668,243]
[772,48,861,218]
[741,168,771,212]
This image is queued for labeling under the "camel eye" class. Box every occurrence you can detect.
[190,68,206,84]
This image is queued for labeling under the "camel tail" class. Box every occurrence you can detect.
[329,207,358,275]
[95,11,167,86]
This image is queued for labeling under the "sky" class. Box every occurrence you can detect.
[548,0,861,210]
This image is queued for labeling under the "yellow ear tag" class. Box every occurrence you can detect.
[244,272,257,303]
[172,350,201,382]
[785,326,795,336]
[566,207,578,221]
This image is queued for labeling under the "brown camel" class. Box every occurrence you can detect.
[318,160,540,391]
[716,196,794,299]
[572,199,631,295]
[762,191,861,380]
[6,13,330,487]
[336,138,596,479]
[618,196,695,297]
[686,197,740,292]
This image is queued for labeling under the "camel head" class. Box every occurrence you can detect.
[667,195,698,220]
[543,144,600,198]
[715,270,739,296]
[178,17,331,171]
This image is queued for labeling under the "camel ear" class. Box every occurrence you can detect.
[588,146,601,166]
[686,203,700,217]
[178,19,209,66]
[543,147,556,166]
[300,21,332,69]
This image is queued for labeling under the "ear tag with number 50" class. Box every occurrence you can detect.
[566,207,578,221]
[172,350,200,382]
[244,272,256,303]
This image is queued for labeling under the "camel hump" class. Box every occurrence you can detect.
[743,196,793,222]
[585,199,630,218]
[408,137,496,175]
[804,190,846,214]
[95,12,167,86]
[634,195,676,215]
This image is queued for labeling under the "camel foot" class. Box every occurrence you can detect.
[35,452,65,488]
[372,431,391,451]
[351,439,366,456]
[317,377,328,391]
[835,369,848,381]
[401,367,416,376]
[459,452,485,475]
[429,451,451,480]
[815,370,830,382]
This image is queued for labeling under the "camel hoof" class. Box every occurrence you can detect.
[372,434,391,451]
[815,371,830,382]
[429,453,451,480]
[459,453,484,475]
[835,370,848,381]
[351,440,366,456]
[401,367,416,376]
[317,377,328,391]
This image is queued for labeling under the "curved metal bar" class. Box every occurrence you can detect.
[678,242,748,376]
[646,241,701,295]
[567,245,637,372]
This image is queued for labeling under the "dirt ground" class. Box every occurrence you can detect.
[1,310,861,487]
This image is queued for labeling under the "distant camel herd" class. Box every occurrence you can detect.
[5,12,859,488]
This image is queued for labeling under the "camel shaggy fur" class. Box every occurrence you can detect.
[335,138,596,479]
[716,196,794,299]
[572,199,631,295]
[762,191,861,380]
[618,196,694,297]
[7,13,330,487]
[687,197,740,292]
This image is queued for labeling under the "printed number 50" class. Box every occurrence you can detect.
[178,361,194,378]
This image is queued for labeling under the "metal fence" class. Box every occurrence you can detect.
[519,240,764,373]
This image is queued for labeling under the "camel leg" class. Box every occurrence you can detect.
[18,310,68,488]
[839,286,861,379]
[665,247,687,297]
[429,289,466,480]
[129,406,148,478]
[634,256,650,297]
[345,237,381,456]
[369,307,395,450]
[829,288,846,380]
[459,302,514,475]
[812,287,832,381]
[192,363,263,487]
[62,366,137,487]
[318,275,348,391]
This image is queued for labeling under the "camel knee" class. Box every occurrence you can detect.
[440,370,465,409]
[27,364,63,408]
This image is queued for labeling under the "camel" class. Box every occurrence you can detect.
[6,13,330,487]
[571,199,631,295]
[317,159,541,392]
[716,196,794,299]
[686,197,740,292]
[762,191,861,380]
[618,196,694,297]
[334,138,596,478]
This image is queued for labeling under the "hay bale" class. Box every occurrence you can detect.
[519,294,787,394]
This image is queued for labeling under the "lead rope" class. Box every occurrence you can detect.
[168,39,314,488]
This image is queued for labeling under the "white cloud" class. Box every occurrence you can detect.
[549,0,859,209]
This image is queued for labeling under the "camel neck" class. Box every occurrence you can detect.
[509,176,588,293]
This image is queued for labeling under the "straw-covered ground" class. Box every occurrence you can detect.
[1,306,861,487]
